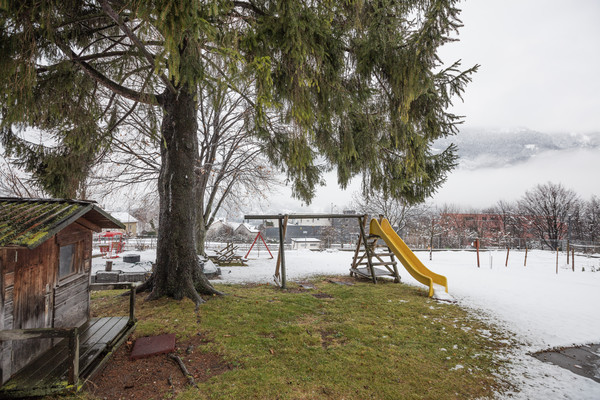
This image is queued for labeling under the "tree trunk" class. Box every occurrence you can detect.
[196,209,207,256]
[150,87,222,304]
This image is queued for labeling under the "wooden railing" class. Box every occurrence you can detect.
[0,282,137,388]
[0,327,80,386]
[89,282,137,323]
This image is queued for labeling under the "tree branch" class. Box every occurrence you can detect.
[54,38,159,105]
[99,0,177,95]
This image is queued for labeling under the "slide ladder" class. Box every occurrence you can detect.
[369,218,448,298]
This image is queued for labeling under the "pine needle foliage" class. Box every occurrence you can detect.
[1,0,476,204]
[0,0,477,302]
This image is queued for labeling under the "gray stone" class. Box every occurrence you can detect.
[95,270,122,283]
[123,254,141,263]
[200,259,221,279]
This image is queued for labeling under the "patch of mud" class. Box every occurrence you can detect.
[87,335,234,399]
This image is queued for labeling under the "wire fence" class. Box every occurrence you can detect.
[93,233,600,256]
[401,235,600,254]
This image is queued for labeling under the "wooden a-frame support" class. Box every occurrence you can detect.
[350,216,400,284]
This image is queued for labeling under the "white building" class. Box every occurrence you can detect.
[108,211,138,237]
[291,238,322,250]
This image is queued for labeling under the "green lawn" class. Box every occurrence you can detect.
[80,278,513,399]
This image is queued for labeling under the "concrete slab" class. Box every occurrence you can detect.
[119,272,149,282]
[130,333,176,360]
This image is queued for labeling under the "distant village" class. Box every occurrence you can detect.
[102,208,595,253]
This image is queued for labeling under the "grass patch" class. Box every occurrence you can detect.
[72,278,513,399]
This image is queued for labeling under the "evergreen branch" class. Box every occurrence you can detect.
[75,50,140,62]
[232,1,267,16]
[99,0,177,95]
[53,38,159,105]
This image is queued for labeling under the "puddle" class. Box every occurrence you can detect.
[532,343,600,383]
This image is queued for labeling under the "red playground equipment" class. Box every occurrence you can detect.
[245,231,273,259]
[98,231,124,258]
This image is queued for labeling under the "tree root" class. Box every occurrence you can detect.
[135,262,224,305]
[168,353,196,387]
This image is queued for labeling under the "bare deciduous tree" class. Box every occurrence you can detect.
[518,182,579,250]
[581,196,600,244]
[0,155,45,198]
[90,77,280,254]
[351,190,428,233]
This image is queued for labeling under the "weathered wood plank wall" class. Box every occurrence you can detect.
[1,218,94,385]
[10,240,54,380]
[1,248,16,384]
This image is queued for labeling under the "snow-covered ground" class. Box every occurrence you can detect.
[92,248,600,399]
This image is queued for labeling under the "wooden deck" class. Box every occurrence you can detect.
[0,317,135,398]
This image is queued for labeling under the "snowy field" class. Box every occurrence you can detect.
[93,248,600,399]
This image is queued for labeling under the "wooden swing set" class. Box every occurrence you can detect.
[244,213,400,289]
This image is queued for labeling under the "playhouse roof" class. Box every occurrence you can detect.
[0,197,125,249]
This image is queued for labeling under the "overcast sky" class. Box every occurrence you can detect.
[439,0,600,133]
[260,0,600,216]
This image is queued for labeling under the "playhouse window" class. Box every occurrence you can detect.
[59,244,76,278]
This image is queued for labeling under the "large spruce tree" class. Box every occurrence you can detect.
[0,0,476,304]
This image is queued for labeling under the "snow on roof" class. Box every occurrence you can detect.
[224,221,239,229]
[108,211,138,224]
[238,223,259,233]
[209,220,240,230]
[291,237,321,242]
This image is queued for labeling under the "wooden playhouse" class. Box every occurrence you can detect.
[0,198,137,397]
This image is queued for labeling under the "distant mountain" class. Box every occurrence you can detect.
[433,128,600,170]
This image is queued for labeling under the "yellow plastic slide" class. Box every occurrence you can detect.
[369,218,448,297]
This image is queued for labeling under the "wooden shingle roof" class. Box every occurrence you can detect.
[0,198,125,249]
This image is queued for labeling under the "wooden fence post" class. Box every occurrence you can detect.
[505,247,510,267]
[68,327,79,387]
[524,245,528,267]
[556,247,559,274]
[476,239,480,268]
[129,285,136,323]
